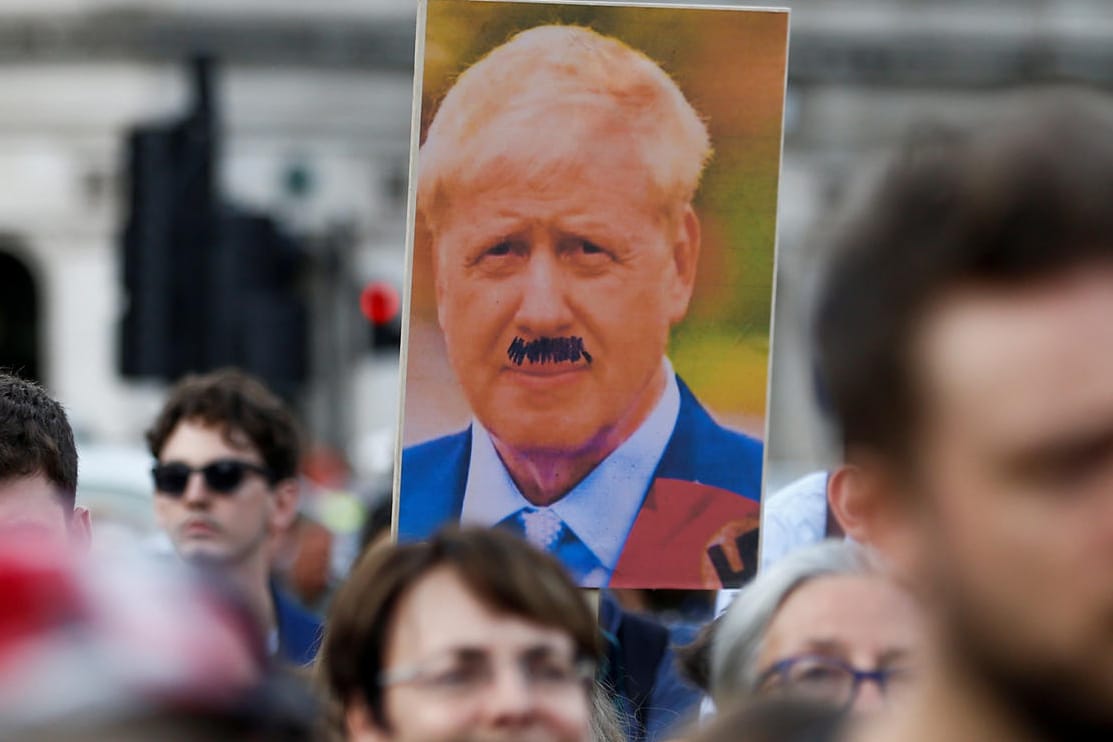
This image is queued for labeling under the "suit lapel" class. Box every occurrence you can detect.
[610,378,763,588]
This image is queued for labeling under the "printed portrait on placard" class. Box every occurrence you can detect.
[397,0,789,588]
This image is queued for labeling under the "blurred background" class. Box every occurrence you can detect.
[2,0,1113,539]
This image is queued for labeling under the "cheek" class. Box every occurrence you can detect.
[387,691,475,738]
[152,498,178,527]
[441,277,508,323]
[925,473,1073,631]
[547,694,591,740]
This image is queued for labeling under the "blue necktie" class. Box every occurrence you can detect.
[498,507,605,586]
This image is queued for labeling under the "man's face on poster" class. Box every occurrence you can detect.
[430,112,699,458]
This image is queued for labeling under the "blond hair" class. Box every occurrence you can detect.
[418,24,711,230]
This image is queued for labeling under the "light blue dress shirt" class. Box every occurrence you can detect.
[460,361,681,583]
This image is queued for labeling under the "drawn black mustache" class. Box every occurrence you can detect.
[507,336,593,366]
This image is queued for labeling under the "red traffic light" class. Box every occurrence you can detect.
[360,281,401,325]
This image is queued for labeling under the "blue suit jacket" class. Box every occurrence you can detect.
[272,584,322,666]
[399,376,763,588]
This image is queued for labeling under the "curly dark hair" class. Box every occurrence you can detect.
[0,373,78,509]
[146,368,301,481]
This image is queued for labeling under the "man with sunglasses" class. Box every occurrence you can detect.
[146,368,321,665]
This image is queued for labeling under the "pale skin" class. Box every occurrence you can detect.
[0,472,90,549]
[850,267,1113,741]
[153,420,298,643]
[431,113,699,506]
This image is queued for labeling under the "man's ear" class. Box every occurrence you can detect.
[826,465,869,541]
[345,697,390,742]
[269,478,301,534]
[68,506,92,553]
[418,213,448,333]
[837,454,928,585]
[666,204,701,325]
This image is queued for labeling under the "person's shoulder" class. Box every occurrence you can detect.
[668,376,763,495]
[761,471,832,569]
[401,429,471,467]
[398,429,472,538]
[272,586,322,666]
[674,377,762,453]
[766,471,830,512]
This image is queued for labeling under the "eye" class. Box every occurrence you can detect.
[785,658,850,687]
[529,658,575,683]
[561,238,614,268]
[469,239,528,273]
[428,663,486,689]
[485,241,514,257]
[797,665,844,683]
[570,239,607,255]
[881,665,915,689]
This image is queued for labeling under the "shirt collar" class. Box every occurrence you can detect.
[461,360,681,574]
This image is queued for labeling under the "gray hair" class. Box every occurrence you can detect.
[590,681,627,742]
[709,539,876,705]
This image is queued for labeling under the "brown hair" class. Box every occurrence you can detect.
[0,373,78,509]
[814,92,1113,464]
[317,526,602,731]
[146,368,301,481]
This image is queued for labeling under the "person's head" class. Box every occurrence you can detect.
[419,25,710,458]
[711,540,921,714]
[0,534,316,742]
[813,91,1113,734]
[146,368,300,570]
[319,526,602,742]
[0,373,88,546]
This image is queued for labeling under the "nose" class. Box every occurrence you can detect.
[850,677,886,714]
[515,247,574,337]
[180,471,211,507]
[481,665,537,729]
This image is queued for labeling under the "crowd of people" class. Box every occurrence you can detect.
[4,18,1113,742]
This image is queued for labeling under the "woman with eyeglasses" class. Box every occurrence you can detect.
[709,540,923,716]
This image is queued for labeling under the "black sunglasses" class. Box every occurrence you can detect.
[152,459,274,496]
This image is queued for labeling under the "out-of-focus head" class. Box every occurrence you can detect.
[320,526,600,742]
[711,540,921,714]
[0,373,87,547]
[813,92,1113,734]
[419,25,710,459]
[0,535,314,740]
[146,369,300,568]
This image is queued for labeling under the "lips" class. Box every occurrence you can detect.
[509,363,589,377]
[181,519,220,537]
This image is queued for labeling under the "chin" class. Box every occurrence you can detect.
[177,543,233,567]
[491,421,605,458]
